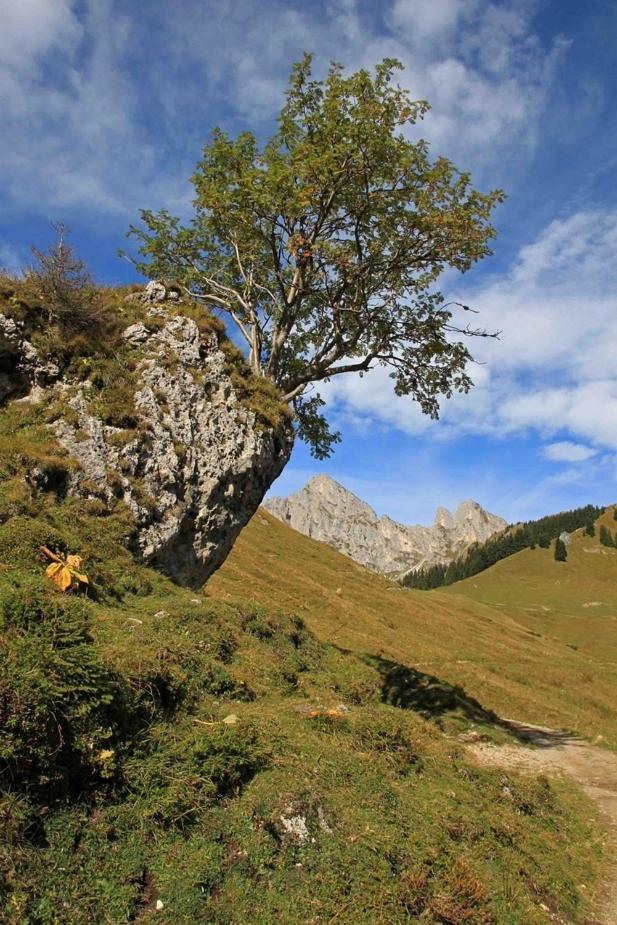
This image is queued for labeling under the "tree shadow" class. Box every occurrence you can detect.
[366,654,562,744]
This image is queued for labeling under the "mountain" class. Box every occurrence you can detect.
[264,474,507,576]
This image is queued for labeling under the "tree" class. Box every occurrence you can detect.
[128,57,504,457]
[600,525,615,548]
[26,223,101,332]
[585,522,595,537]
[554,538,567,562]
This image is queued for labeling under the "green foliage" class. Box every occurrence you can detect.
[599,524,615,548]
[128,57,503,456]
[0,371,605,924]
[585,522,595,537]
[404,504,603,589]
[554,537,568,562]
[0,582,126,798]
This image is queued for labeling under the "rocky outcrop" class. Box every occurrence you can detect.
[264,475,506,576]
[0,285,292,589]
[0,312,59,402]
[50,309,292,586]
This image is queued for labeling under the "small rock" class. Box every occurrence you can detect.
[155,899,164,911]
[316,805,333,834]
[145,280,168,303]
[153,610,169,619]
[279,814,310,844]
[122,322,149,345]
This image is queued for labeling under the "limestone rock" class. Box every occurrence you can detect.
[264,475,506,577]
[0,311,59,401]
[51,313,292,586]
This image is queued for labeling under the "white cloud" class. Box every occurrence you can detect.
[0,0,566,218]
[543,441,597,463]
[389,0,474,42]
[324,207,617,452]
[0,0,82,72]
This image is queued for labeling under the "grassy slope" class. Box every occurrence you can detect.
[2,488,604,925]
[0,278,611,924]
[209,509,617,749]
[445,510,617,662]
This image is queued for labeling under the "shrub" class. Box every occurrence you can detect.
[23,224,104,335]
[0,584,126,798]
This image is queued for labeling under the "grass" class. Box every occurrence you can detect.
[209,508,617,750]
[0,278,612,923]
[0,413,606,923]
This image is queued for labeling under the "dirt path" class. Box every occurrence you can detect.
[469,721,617,924]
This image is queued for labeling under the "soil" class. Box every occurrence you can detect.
[469,721,617,924]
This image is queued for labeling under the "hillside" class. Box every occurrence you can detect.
[444,508,617,672]
[0,280,614,925]
[0,410,605,925]
[209,508,617,750]
[403,503,604,589]
[0,275,613,924]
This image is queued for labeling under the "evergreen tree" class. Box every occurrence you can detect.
[600,525,615,548]
[402,503,604,590]
[554,538,567,562]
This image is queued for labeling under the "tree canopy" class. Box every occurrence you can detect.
[128,56,504,456]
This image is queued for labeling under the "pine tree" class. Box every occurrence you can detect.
[585,522,595,537]
[600,525,615,548]
[554,538,567,562]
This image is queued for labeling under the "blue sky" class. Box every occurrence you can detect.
[1,0,616,525]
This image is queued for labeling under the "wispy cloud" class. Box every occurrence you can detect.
[543,441,597,463]
[324,207,617,453]
[0,0,566,220]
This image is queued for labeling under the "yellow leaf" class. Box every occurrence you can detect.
[46,562,73,591]
[73,571,89,585]
[66,554,83,569]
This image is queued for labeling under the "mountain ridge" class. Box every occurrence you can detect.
[264,474,506,575]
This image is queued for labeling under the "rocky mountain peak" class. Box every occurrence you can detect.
[264,477,506,577]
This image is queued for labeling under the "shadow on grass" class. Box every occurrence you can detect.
[366,655,574,746]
